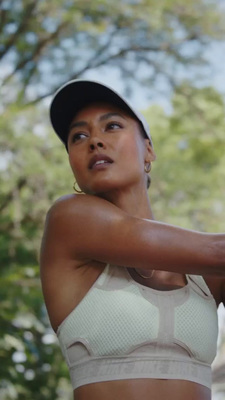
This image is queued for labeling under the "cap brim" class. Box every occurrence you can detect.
[50,79,151,146]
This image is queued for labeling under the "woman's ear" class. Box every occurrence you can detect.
[145,139,156,163]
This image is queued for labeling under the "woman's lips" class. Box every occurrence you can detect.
[88,154,113,169]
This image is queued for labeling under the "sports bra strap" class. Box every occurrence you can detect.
[187,275,212,298]
[95,264,110,287]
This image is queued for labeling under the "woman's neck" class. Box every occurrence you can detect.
[98,185,154,220]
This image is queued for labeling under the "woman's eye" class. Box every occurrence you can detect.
[71,132,87,143]
[106,122,122,130]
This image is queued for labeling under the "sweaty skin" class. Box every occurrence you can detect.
[40,103,225,400]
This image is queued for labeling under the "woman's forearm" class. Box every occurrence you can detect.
[99,215,225,276]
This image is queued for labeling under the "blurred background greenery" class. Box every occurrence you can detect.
[0,0,225,399]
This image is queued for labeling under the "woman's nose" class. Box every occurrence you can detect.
[90,141,104,150]
[89,134,106,151]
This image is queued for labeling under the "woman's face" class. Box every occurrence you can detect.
[67,102,155,195]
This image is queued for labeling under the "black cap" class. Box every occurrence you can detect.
[50,79,152,147]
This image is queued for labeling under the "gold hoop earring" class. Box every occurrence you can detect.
[73,181,83,194]
[144,163,151,173]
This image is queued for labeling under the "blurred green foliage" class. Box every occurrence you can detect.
[1,0,225,399]
[1,84,225,399]
[1,0,225,105]
[148,84,225,232]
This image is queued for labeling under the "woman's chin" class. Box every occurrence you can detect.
[81,179,122,195]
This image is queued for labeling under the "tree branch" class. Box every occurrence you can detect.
[1,20,68,87]
[0,8,8,33]
[0,2,37,61]
[22,34,208,106]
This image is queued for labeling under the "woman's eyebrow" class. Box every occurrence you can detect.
[99,112,127,122]
[69,120,87,132]
[69,112,126,132]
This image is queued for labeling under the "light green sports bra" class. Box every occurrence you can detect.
[57,264,218,390]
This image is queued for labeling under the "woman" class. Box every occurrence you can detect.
[40,79,225,400]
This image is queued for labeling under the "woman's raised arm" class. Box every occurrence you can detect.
[41,194,225,276]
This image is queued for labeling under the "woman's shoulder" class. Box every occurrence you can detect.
[41,193,129,268]
[46,193,123,227]
[44,193,124,241]
[48,193,116,215]
[49,193,88,212]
